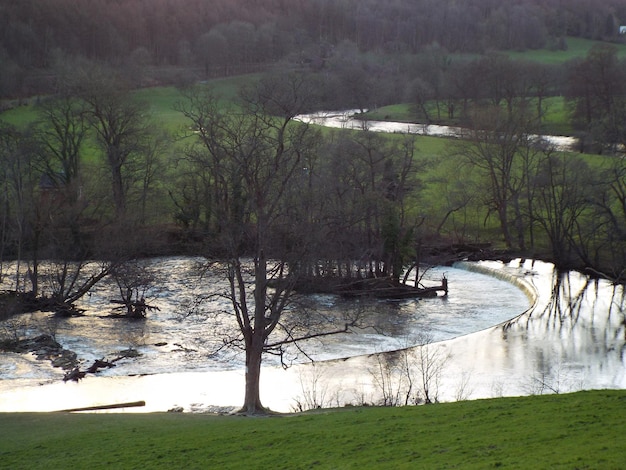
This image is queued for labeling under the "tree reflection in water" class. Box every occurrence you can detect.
[439,260,626,403]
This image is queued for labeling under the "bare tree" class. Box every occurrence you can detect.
[457,105,539,249]
[78,68,153,219]
[177,73,356,414]
[292,364,331,412]
[566,44,626,154]
[0,123,39,293]
[588,158,626,280]
[314,131,421,282]
[368,334,450,406]
[34,95,87,187]
[413,333,450,404]
[531,151,598,267]
[369,345,423,407]
[110,260,159,318]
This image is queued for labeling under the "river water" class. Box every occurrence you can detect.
[0,257,623,413]
[294,110,578,151]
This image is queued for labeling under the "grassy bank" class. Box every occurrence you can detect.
[0,74,258,130]
[508,36,626,64]
[363,97,574,137]
[1,390,624,469]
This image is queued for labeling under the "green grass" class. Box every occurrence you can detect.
[0,74,262,130]
[360,104,416,123]
[0,102,39,128]
[365,97,576,137]
[508,37,626,64]
[539,97,574,135]
[0,390,624,469]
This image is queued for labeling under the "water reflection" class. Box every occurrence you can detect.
[0,258,623,412]
[441,260,626,400]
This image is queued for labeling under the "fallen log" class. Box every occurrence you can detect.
[58,401,146,412]
[85,358,116,374]
[63,367,86,382]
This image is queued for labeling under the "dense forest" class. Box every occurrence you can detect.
[2,0,626,98]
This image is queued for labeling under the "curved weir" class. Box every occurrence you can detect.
[453,260,538,307]
[0,258,623,412]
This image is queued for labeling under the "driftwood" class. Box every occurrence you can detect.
[63,354,132,382]
[58,401,146,412]
[85,358,116,374]
[63,367,86,382]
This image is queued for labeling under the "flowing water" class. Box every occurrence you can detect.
[0,257,623,412]
[294,110,578,151]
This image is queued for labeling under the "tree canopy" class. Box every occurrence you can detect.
[2,0,626,98]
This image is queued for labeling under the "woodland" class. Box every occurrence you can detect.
[1,0,626,413]
[2,0,626,97]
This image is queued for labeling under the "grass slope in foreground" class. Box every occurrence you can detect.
[0,390,624,469]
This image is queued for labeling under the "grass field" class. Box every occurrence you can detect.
[508,36,626,64]
[0,389,624,469]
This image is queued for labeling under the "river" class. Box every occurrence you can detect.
[294,110,578,151]
[0,257,623,413]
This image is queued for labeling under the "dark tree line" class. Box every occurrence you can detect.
[0,65,171,317]
[1,49,626,300]
[172,75,423,284]
[3,0,626,98]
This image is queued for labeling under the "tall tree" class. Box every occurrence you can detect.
[0,123,38,292]
[457,105,540,249]
[531,152,597,267]
[585,157,626,280]
[178,73,353,414]
[322,131,420,281]
[566,44,626,153]
[78,69,153,219]
[34,95,87,189]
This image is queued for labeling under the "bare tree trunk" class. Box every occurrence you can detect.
[109,159,126,217]
[242,334,266,413]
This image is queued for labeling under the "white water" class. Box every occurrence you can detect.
[0,257,623,413]
[295,110,578,151]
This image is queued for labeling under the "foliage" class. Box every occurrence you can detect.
[1,390,625,469]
